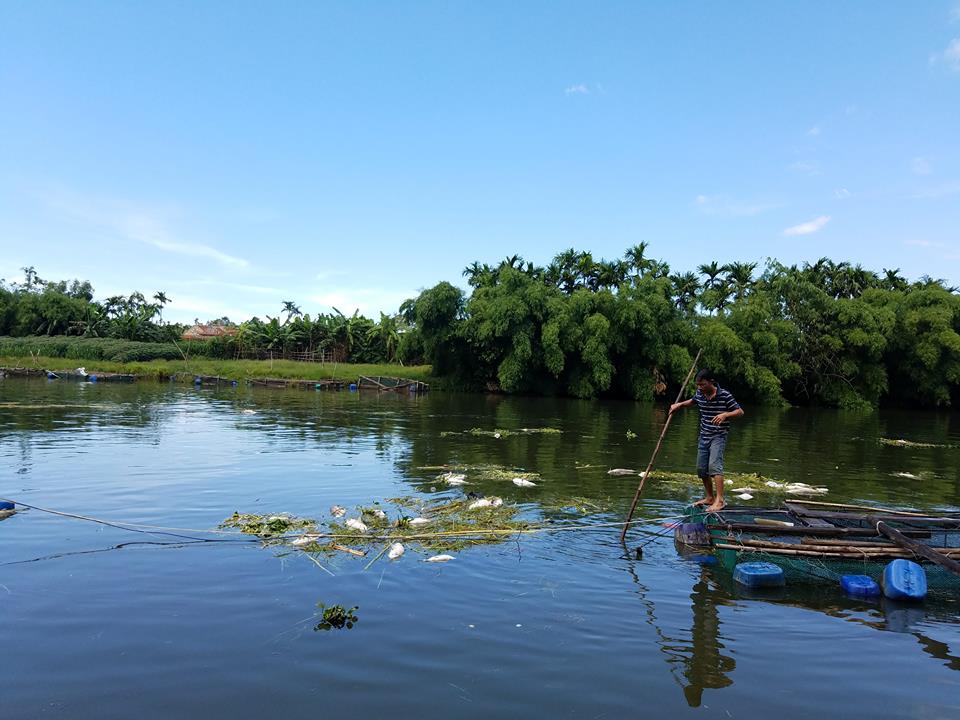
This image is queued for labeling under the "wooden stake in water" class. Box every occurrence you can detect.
[620,348,702,543]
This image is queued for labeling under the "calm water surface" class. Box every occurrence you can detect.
[2,378,959,719]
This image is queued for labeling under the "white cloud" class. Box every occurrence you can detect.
[44,189,249,268]
[694,194,777,217]
[937,38,960,71]
[788,160,821,176]
[783,215,831,236]
[905,239,943,248]
[911,156,933,176]
[834,188,851,199]
[806,125,821,136]
[912,181,960,199]
[564,84,590,95]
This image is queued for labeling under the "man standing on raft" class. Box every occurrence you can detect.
[670,369,744,512]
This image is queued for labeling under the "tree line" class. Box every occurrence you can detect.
[405,244,960,408]
[3,250,959,408]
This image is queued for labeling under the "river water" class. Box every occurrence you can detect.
[1,378,958,719]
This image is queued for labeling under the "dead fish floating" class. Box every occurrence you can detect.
[291,534,320,547]
[468,497,503,510]
[607,469,636,476]
[439,472,468,485]
[426,554,455,563]
[409,517,431,526]
[388,542,405,559]
[512,478,537,487]
[736,493,754,500]
[345,518,368,533]
[330,505,347,518]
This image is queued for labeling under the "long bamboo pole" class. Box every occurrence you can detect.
[876,520,960,576]
[620,348,702,542]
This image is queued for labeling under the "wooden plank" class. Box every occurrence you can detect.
[720,522,932,538]
[876,520,960,577]
[786,499,929,517]
[784,505,960,527]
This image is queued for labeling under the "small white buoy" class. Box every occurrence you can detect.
[388,542,405,559]
[346,518,368,532]
[330,505,346,517]
[426,554,455,562]
[409,517,431,526]
[512,478,536,487]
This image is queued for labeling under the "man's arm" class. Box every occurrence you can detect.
[669,398,696,414]
[710,406,744,424]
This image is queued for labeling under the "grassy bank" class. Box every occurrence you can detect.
[0,355,435,386]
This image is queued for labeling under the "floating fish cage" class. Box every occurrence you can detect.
[675,500,960,600]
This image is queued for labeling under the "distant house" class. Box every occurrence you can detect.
[181,324,238,341]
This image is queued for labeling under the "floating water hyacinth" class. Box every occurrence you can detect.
[387,542,405,559]
[330,505,346,518]
[426,554,455,563]
[345,518,368,533]
[512,478,536,487]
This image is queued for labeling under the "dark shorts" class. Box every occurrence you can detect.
[697,433,727,477]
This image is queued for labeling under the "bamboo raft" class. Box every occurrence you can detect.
[356,375,429,394]
[680,500,960,592]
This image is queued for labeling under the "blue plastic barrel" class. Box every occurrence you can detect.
[46,372,57,379]
[349,383,357,392]
[0,500,15,511]
[882,559,927,601]
[194,377,202,385]
[841,575,881,598]
[89,375,98,382]
[734,561,786,588]
[315,384,322,390]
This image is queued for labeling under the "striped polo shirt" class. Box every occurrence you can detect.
[694,385,741,437]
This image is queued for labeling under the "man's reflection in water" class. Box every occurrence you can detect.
[678,567,735,707]
[624,551,735,707]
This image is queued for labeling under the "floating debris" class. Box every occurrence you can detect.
[625,429,637,440]
[442,427,562,439]
[879,438,954,449]
[438,472,468,485]
[388,542,405,559]
[330,505,347,518]
[512,478,537,487]
[220,512,315,537]
[315,604,358,631]
[345,518,368,533]
[426,554,455,563]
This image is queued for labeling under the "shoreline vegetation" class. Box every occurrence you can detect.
[2,247,959,408]
[0,355,434,388]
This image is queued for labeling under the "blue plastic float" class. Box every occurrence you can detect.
[349,383,358,392]
[841,575,881,598]
[0,500,15,511]
[89,374,98,382]
[881,559,927,601]
[734,561,786,588]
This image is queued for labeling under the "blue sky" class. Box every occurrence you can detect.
[1,2,958,323]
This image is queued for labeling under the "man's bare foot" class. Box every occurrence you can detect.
[705,500,726,513]
[692,497,715,507]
